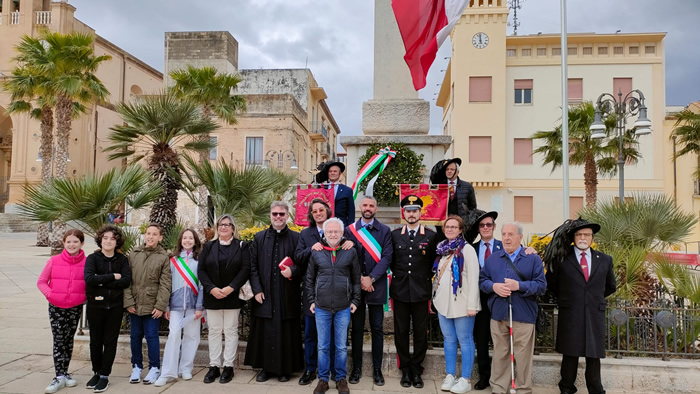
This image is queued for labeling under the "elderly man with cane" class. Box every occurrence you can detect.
[479,222,546,394]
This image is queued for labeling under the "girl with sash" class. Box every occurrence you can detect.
[154,229,204,386]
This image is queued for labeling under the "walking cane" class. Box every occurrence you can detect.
[508,295,517,394]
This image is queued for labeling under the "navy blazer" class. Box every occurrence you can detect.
[333,184,355,226]
[344,218,393,305]
[471,239,504,265]
[294,226,323,317]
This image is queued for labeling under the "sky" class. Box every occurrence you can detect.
[69,0,700,146]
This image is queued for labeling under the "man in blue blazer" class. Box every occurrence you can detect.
[343,195,393,386]
[324,162,355,226]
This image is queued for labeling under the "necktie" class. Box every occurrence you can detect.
[319,229,323,238]
[449,182,455,201]
[484,242,491,261]
[580,252,589,281]
[365,224,373,231]
[409,229,415,242]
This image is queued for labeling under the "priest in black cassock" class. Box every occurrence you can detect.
[245,201,304,382]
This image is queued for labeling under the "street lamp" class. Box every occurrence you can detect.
[264,149,298,170]
[589,88,651,201]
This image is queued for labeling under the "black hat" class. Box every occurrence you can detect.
[326,161,345,173]
[567,219,601,239]
[429,158,463,184]
[465,209,498,241]
[444,158,462,167]
[314,161,346,184]
[400,195,424,210]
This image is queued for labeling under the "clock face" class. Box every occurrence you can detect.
[472,32,489,49]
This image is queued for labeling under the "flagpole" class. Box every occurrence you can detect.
[560,0,570,221]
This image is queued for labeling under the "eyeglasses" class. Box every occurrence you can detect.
[311,209,326,214]
[271,212,287,217]
[217,223,233,228]
[479,222,494,228]
[444,225,461,230]
[575,232,593,238]
[324,230,342,234]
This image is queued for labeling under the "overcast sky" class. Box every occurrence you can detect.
[70,0,700,146]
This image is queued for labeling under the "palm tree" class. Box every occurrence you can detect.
[532,102,642,207]
[105,93,218,233]
[10,31,111,249]
[670,107,700,179]
[17,165,162,254]
[169,65,246,233]
[177,154,295,228]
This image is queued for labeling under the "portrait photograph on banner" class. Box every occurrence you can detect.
[398,184,449,225]
[294,185,335,226]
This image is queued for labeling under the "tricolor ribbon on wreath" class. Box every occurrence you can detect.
[351,146,397,200]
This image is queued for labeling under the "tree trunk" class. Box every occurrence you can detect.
[149,145,180,236]
[583,153,598,208]
[196,106,213,241]
[50,96,72,253]
[36,106,53,247]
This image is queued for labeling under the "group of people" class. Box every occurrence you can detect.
[36,158,617,394]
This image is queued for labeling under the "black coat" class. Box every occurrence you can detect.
[448,178,477,218]
[344,219,394,305]
[390,225,437,303]
[294,226,323,317]
[305,247,362,312]
[198,239,250,310]
[547,248,616,358]
[84,251,132,309]
[249,226,301,319]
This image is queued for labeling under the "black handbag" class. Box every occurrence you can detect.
[504,258,547,333]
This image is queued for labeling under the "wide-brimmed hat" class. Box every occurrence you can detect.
[444,158,462,168]
[566,218,601,239]
[325,161,345,173]
[429,158,463,184]
[314,161,346,183]
[465,209,498,241]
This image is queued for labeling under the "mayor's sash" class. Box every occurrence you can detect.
[349,223,382,264]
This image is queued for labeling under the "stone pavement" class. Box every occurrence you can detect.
[0,232,672,393]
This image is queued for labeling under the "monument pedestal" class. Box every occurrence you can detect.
[362,99,430,135]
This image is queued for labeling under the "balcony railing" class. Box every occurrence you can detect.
[10,11,20,24]
[310,121,328,142]
[36,11,51,25]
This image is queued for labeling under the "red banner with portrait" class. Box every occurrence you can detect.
[295,185,335,226]
[399,184,449,225]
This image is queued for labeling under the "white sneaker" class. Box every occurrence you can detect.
[143,367,160,385]
[450,377,472,393]
[63,374,77,387]
[45,377,65,393]
[441,374,456,391]
[129,366,142,384]
[154,376,172,387]
[180,372,193,380]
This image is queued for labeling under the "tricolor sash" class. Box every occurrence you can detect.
[171,256,199,296]
[349,223,382,263]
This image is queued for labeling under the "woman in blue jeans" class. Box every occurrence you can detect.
[433,215,481,394]
[305,218,362,394]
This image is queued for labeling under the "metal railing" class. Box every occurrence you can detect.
[310,121,329,139]
[35,11,51,25]
[694,179,700,196]
[10,11,20,24]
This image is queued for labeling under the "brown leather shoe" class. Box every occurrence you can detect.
[336,378,350,394]
[313,379,329,394]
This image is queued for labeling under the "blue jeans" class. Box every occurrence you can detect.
[130,314,161,369]
[438,313,476,378]
[316,307,351,382]
[304,315,335,372]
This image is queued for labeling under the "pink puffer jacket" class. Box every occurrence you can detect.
[37,249,87,308]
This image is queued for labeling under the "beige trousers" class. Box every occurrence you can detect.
[489,319,536,394]
[206,309,240,368]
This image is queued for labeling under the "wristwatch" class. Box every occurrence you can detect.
[370,276,377,284]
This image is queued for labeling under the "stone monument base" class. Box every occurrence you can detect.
[362,99,431,135]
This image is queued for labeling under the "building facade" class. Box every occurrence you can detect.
[437,0,673,237]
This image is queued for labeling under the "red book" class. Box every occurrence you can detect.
[278,256,294,270]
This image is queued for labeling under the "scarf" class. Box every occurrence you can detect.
[322,244,342,264]
[433,234,466,296]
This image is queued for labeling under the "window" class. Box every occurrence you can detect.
[469,77,492,102]
[567,47,577,56]
[568,78,583,102]
[645,45,656,54]
[613,78,632,97]
[598,46,608,55]
[514,196,533,223]
[552,47,561,56]
[629,46,639,55]
[613,46,624,55]
[506,49,516,57]
[583,47,593,55]
[245,137,263,166]
[537,48,547,56]
[521,48,531,57]
[514,138,533,164]
[469,137,492,163]
[514,79,533,104]
[569,197,584,219]
[209,136,217,160]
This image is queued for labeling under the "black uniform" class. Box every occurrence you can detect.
[390,224,437,377]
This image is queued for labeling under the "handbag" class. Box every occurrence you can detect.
[504,258,547,333]
[237,241,254,301]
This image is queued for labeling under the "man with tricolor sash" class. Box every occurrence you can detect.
[343,196,393,386]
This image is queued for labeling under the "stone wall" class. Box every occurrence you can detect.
[164,31,239,86]
[238,69,310,111]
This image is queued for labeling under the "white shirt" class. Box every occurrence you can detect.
[575,247,592,272]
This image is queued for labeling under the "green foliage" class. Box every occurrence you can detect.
[177,154,296,228]
[161,219,188,253]
[652,255,700,306]
[670,108,700,179]
[356,143,424,206]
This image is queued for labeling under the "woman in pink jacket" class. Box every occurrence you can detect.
[37,229,87,394]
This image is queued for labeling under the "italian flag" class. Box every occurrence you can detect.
[392,0,470,90]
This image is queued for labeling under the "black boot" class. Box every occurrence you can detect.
[372,368,384,386]
[203,366,220,384]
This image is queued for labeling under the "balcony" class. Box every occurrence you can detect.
[310,121,328,142]
[10,11,20,24]
[36,11,51,25]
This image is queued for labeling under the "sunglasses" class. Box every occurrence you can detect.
[271,212,287,217]
[479,222,494,228]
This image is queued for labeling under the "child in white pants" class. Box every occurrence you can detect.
[155,229,204,386]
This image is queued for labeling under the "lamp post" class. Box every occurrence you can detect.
[589,89,651,202]
[264,149,298,170]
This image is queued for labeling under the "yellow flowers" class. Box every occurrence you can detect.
[238,224,304,242]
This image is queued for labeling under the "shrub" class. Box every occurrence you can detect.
[355,143,424,206]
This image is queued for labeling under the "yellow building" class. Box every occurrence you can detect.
[436,0,682,238]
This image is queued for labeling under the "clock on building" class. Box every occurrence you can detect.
[472,32,489,49]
